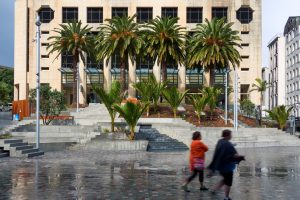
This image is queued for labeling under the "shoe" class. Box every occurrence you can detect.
[181,184,190,192]
[210,189,217,195]
[200,186,209,191]
[224,198,232,200]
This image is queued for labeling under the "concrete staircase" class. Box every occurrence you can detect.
[0,139,44,158]
[70,103,112,125]
[10,125,101,144]
[136,125,189,152]
[148,119,300,149]
[0,119,35,135]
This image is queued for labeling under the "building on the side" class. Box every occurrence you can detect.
[14,0,262,105]
[284,16,300,116]
[266,34,286,110]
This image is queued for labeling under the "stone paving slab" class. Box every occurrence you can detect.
[0,147,300,199]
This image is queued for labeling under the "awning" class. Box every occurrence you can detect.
[110,68,128,74]
[167,68,179,74]
[84,68,103,74]
[186,68,204,74]
[58,68,73,73]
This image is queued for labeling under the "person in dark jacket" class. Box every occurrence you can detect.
[208,129,245,200]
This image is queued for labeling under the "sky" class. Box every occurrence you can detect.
[0,0,299,68]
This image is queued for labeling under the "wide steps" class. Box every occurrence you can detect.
[0,139,44,158]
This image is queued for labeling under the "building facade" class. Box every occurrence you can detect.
[266,34,286,110]
[14,0,262,105]
[284,16,300,116]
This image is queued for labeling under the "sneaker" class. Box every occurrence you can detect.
[200,186,209,191]
[181,184,190,192]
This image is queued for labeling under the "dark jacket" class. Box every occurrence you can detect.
[208,138,238,173]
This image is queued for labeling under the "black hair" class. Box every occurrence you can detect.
[222,129,232,138]
[192,131,201,140]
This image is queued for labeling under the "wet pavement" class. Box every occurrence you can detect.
[1,147,300,200]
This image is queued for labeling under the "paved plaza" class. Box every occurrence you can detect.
[1,146,300,200]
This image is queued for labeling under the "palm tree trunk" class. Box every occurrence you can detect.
[120,59,126,92]
[72,53,79,107]
[111,115,115,132]
[162,61,167,83]
[197,113,201,126]
[259,93,263,126]
[130,126,135,140]
[173,108,177,118]
[209,66,215,87]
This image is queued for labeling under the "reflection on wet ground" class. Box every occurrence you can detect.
[0,147,300,199]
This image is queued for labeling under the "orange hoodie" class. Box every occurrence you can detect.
[189,140,209,170]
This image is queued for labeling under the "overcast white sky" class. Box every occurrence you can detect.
[0,0,300,67]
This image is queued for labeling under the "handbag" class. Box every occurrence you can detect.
[193,158,205,170]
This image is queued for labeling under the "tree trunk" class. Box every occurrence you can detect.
[197,113,201,126]
[111,114,115,132]
[72,54,79,107]
[120,59,126,92]
[209,67,215,87]
[130,126,135,140]
[173,108,177,118]
[259,93,263,126]
[161,61,167,83]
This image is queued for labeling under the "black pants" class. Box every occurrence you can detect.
[187,169,204,183]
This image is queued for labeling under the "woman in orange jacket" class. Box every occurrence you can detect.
[182,131,209,192]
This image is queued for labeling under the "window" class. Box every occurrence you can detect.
[41,55,49,58]
[241,55,249,59]
[212,7,228,20]
[186,7,202,23]
[62,7,78,23]
[241,31,249,34]
[41,43,49,46]
[236,7,253,24]
[61,51,73,68]
[161,7,178,18]
[241,43,249,47]
[136,7,153,23]
[87,56,103,69]
[41,31,49,34]
[87,7,103,23]
[38,7,54,23]
[41,67,49,71]
[112,7,128,18]
[241,68,249,71]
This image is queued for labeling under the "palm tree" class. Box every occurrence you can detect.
[203,87,222,120]
[133,80,153,116]
[266,105,293,130]
[188,94,208,125]
[250,78,269,126]
[188,18,242,86]
[162,86,189,118]
[47,21,94,106]
[148,74,168,113]
[93,81,122,132]
[96,15,143,91]
[146,16,185,82]
[113,101,149,140]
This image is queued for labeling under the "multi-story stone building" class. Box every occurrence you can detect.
[14,0,262,105]
[266,34,286,110]
[284,16,300,116]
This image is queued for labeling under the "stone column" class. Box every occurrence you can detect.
[178,64,186,92]
[103,58,111,91]
[128,61,136,98]
[153,59,161,82]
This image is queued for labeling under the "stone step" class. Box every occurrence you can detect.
[9,142,28,147]
[15,145,34,151]
[22,148,39,154]
[27,151,44,158]
[3,139,23,144]
[0,152,9,158]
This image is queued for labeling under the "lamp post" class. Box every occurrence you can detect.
[224,68,231,125]
[233,68,239,131]
[35,15,41,149]
[76,63,79,112]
